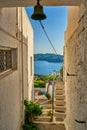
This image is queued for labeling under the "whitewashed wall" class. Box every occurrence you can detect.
[0,7,34,130]
[64,2,87,130]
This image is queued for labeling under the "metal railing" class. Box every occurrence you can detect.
[52,75,56,122]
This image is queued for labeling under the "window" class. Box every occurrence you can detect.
[0,47,17,74]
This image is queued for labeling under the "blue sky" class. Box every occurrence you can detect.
[25,6,68,55]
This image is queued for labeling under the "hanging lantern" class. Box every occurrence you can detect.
[31,0,46,20]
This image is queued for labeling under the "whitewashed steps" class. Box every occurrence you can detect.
[35,98,47,104]
[54,100,66,106]
[42,109,52,116]
[34,116,52,122]
[55,85,64,90]
[54,112,66,118]
[54,82,66,122]
[55,117,64,122]
[55,90,65,95]
[55,95,65,100]
[54,106,66,113]
[34,122,66,130]
[34,94,52,122]
[41,104,52,109]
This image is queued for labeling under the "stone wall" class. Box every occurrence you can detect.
[65,6,79,42]
[64,2,87,130]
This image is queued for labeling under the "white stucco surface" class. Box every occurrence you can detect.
[0,7,34,130]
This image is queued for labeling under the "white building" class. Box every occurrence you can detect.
[0,7,34,130]
[0,0,87,130]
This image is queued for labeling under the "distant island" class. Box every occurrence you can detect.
[34,53,63,63]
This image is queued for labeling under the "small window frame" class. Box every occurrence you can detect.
[0,47,17,76]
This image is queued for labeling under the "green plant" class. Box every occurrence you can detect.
[59,66,63,80]
[47,110,53,116]
[47,110,53,121]
[23,99,42,130]
[23,123,38,130]
[24,99,42,122]
[38,90,42,95]
[34,80,45,88]
[49,99,52,103]
[45,93,51,100]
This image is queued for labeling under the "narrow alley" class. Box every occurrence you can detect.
[0,0,87,130]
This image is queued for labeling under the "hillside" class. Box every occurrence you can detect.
[34,53,63,63]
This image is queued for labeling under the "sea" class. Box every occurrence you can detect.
[34,60,63,75]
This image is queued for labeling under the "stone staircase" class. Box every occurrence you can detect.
[34,81,66,123]
[34,95,52,122]
[34,82,66,130]
[54,82,66,122]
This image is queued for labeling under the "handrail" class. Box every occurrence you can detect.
[52,77,55,122]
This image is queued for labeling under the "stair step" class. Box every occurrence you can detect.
[34,116,52,122]
[55,90,65,95]
[55,109,66,113]
[42,109,52,112]
[34,121,65,130]
[54,100,66,106]
[55,85,64,90]
[40,100,52,105]
[42,109,52,116]
[56,81,64,85]
[41,104,52,109]
[55,117,64,122]
[54,106,66,112]
[35,99,47,104]
[55,95,65,100]
[54,112,66,118]
[41,112,48,116]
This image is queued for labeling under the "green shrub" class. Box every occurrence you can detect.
[34,80,45,88]
[23,123,38,130]
[38,90,42,95]
[47,110,53,117]
[45,93,51,100]
[23,99,43,130]
[59,66,63,80]
[24,99,42,122]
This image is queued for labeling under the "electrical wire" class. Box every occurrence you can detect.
[39,20,58,55]
[39,20,69,74]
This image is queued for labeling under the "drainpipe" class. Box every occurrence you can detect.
[16,7,24,128]
[16,7,18,38]
[21,7,24,123]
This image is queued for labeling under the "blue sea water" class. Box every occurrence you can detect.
[34,60,63,75]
